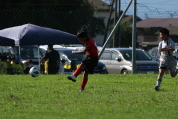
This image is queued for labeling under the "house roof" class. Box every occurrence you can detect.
[136,18,178,28]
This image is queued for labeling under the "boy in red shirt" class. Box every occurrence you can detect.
[67,31,98,91]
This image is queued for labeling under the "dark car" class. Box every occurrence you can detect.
[0,46,16,56]
[55,48,108,74]
[10,45,45,67]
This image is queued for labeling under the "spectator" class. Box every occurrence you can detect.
[40,57,45,74]
[10,56,16,65]
[23,59,32,74]
[6,55,13,74]
[44,59,49,74]
[40,57,48,74]
[44,44,60,74]
[12,58,23,75]
[0,55,7,74]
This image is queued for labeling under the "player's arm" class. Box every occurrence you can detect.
[160,48,175,52]
[160,40,175,52]
[72,47,89,54]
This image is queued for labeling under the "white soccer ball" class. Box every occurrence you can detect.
[29,67,40,77]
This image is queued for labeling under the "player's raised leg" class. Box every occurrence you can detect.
[67,64,86,82]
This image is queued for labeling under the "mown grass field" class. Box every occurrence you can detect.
[0,74,178,119]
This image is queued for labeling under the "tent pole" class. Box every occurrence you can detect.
[38,46,41,71]
[19,46,21,60]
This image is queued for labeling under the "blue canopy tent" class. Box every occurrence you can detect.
[0,23,79,46]
[0,36,15,46]
[0,24,80,69]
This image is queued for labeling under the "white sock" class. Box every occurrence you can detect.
[156,77,162,87]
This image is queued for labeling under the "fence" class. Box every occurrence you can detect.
[0,2,178,74]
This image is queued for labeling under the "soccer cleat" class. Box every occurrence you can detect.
[155,86,160,91]
[80,89,84,91]
[67,75,76,82]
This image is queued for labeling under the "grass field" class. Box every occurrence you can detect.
[0,74,178,119]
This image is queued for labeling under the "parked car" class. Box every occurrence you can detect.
[99,48,159,74]
[0,46,16,57]
[10,45,45,67]
[54,48,108,74]
[148,47,159,60]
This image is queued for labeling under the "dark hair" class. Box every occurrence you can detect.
[11,56,16,60]
[48,44,53,49]
[77,31,88,38]
[159,28,169,36]
[27,59,32,63]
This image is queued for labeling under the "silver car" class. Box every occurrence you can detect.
[99,48,159,74]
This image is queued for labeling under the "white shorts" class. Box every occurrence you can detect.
[159,56,177,73]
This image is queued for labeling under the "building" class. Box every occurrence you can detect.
[90,0,112,46]
[136,18,178,50]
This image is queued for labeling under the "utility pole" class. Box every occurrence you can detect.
[132,0,136,74]
[113,0,118,48]
[113,0,121,48]
[99,0,133,58]
[102,0,115,46]
[118,0,121,47]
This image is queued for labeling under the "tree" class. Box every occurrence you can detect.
[0,0,105,38]
[109,15,140,48]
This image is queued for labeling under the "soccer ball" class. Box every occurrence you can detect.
[29,67,40,77]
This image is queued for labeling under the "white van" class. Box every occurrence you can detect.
[99,48,159,74]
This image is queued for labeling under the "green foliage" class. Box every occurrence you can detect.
[0,0,105,38]
[1,74,178,119]
[0,0,92,11]
[120,21,139,48]
[119,21,132,47]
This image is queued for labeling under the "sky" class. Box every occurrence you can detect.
[102,0,178,19]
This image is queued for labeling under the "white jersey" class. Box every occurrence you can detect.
[158,38,175,57]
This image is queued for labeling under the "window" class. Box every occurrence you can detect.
[1,46,11,56]
[100,51,111,60]
[111,51,120,60]
[14,46,45,59]
[120,50,152,61]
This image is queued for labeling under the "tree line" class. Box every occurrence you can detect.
[0,0,105,38]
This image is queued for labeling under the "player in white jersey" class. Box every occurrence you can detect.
[155,28,177,91]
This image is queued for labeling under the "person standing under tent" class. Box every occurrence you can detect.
[67,31,98,91]
[44,44,60,74]
[155,28,177,91]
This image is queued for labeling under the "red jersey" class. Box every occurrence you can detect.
[85,38,98,57]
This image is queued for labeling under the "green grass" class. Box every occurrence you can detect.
[0,74,178,119]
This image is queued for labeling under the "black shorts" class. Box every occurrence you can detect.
[82,56,98,74]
